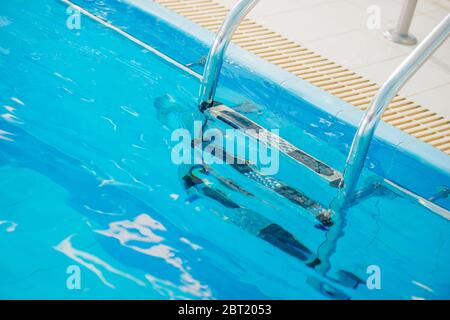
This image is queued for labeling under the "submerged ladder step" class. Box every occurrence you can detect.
[207,104,343,187]
[192,141,334,226]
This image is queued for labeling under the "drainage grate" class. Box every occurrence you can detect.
[155,0,450,155]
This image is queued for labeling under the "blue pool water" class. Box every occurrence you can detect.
[0,0,449,299]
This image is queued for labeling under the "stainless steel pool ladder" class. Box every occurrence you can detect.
[333,14,450,211]
[197,0,450,213]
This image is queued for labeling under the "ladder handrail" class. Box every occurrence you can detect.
[197,1,449,213]
[198,0,259,112]
[333,14,450,211]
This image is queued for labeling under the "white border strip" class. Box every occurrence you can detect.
[384,179,450,220]
[61,0,202,80]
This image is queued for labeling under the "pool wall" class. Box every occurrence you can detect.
[70,0,450,211]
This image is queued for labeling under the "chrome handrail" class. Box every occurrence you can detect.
[198,0,259,112]
[384,0,418,45]
[333,14,450,212]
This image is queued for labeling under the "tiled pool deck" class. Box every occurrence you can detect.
[216,0,450,119]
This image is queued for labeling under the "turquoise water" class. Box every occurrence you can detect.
[0,0,449,299]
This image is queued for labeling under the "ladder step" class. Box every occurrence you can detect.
[207,104,343,187]
[192,142,334,226]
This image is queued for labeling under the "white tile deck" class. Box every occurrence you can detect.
[216,0,450,119]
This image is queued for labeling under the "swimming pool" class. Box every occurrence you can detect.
[0,0,449,299]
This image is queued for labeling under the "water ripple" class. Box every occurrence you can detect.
[54,234,146,288]
[0,220,18,233]
[96,214,212,299]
